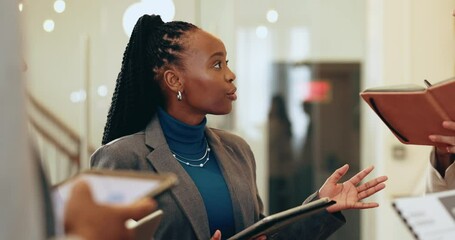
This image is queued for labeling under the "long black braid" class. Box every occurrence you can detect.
[102,14,198,144]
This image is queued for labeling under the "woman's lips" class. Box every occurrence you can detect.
[227,88,237,100]
[227,92,237,101]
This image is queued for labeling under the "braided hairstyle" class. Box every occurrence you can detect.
[101,14,198,144]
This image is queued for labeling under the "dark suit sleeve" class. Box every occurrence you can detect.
[271,192,345,240]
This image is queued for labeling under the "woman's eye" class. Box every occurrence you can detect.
[214,62,222,69]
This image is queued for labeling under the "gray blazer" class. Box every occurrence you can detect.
[91,117,344,239]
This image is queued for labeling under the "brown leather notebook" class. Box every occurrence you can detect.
[360,77,455,146]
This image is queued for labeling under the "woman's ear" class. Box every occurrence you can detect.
[163,69,183,92]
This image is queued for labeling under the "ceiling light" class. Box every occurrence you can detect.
[43,20,55,33]
[256,26,268,39]
[97,85,108,97]
[266,9,279,23]
[123,0,175,37]
[54,0,66,13]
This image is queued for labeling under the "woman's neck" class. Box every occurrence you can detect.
[164,104,206,126]
[157,107,206,153]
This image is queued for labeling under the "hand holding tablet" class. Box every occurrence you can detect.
[52,170,177,239]
[228,197,335,240]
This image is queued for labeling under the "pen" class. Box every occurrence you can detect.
[424,79,432,88]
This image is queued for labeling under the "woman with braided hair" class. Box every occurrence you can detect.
[91,14,387,240]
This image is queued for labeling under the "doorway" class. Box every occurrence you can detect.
[268,62,361,240]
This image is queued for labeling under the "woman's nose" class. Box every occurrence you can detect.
[226,68,236,82]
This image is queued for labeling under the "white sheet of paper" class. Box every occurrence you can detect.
[393,189,455,240]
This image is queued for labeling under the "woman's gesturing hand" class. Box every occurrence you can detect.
[318,164,388,213]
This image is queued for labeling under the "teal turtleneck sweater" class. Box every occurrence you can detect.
[157,108,235,238]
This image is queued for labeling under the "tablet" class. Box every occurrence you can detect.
[228,197,335,240]
[51,169,178,235]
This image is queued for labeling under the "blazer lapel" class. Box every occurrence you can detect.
[144,118,210,240]
[205,128,256,232]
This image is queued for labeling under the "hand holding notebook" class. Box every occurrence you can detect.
[360,77,455,146]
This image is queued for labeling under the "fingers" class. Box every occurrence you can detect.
[211,230,222,240]
[429,121,455,151]
[356,175,388,193]
[126,228,136,240]
[348,165,374,186]
[443,121,455,130]
[434,145,451,155]
[351,202,380,210]
[357,182,386,200]
[326,164,349,185]
[356,176,388,200]
[429,135,455,147]
[430,135,455,153]
[447,146,455,154]
[69,181,95,205]
[116,198,157,221]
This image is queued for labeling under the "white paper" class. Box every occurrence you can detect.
[393,189,455,240]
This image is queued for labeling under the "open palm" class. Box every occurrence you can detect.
[319,164,387,213]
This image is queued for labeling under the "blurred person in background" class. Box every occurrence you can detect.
[0,1,156,238]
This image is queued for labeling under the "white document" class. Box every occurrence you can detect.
[393,189,455,240]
